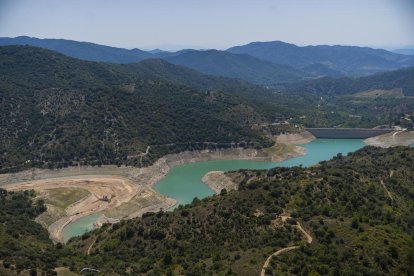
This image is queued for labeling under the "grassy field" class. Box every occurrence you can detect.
[36,187,90,227]
[41,187,91,209]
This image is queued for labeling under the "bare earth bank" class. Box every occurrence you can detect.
[364,130,414,148]
[201,131,314,194]
[202,171,238,194]
[0,131,313,242]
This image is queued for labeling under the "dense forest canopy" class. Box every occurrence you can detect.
[0,46,275,173]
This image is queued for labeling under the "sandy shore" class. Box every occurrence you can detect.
[364,130,414,148]
[0,131,314,242]
[202,171,237,194]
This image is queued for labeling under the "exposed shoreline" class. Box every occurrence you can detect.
[200,131,315,194]
[4,176,175,242]
[202,171,238,194]
[364,130,414,148]
[0,131,314,242]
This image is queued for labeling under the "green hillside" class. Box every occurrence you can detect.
[284,67,414,96]
[0,36,152,63]
[0,189,63,274]
[0,46,273,173]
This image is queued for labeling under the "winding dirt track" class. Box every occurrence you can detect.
[260,218,312,276]
[4,176,140,242]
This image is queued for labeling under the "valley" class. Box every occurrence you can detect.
[5,129,411,243]
[0,16,414,274]
[0,134,309,242]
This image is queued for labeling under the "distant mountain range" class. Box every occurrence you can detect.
[392,49,414,56]
[228,41,414,76]
[283,67,414,96]
[1,36,414,86]
[0,36,153,63]
[162,49,308,85]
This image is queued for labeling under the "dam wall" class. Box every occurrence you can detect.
[305,128,394,139]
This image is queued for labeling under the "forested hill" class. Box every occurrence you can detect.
[162,49,308,85]
[60,146,414,275]
[4,36,414,86]
[0,46,273,173]
[0,36,310,85]
[283,67,414,96]
[118,59,269,98]
[0,36,153,63]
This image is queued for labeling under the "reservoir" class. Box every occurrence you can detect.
[154,138,365,207]
[63,138,364,241]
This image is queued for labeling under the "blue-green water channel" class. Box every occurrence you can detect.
[62,213,102,242]
[62,138,364,241]
[154,139,364,207]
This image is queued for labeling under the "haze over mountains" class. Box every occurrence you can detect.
[1,36,414,86]
[1,35,414,276]
[227,41,414,76]
[392,49,414,56]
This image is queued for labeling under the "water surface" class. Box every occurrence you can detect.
[63,213,102,242]
[154,139,364,207]
[63,138,364,241]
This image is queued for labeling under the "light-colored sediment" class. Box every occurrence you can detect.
[4,176,175,242]
[275,130,315,145]
[364,130,414,148]
[200,132,313,195]
[0,132,312,243]
[202,171,238,194]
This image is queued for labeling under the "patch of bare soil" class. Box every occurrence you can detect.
[202,171,238,194]
[4,176,175,242]
[364,130,414,148]
[275,131,315,145]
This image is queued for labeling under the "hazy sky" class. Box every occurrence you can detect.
[0,0,413,50]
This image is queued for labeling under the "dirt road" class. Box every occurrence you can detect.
[260,218,312,276]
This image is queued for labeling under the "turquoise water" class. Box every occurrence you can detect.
[62,213,102,242]
[154,139,364,207]
[62,138,364,241]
